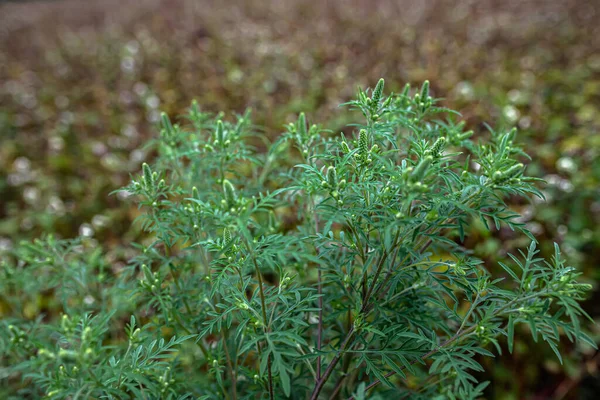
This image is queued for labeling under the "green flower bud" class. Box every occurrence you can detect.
[456,130,473,141]
[358,129,369,159]
[401,83,411,98]
[493,171,504,182]
[38,349,56,359]
[215,120,226,145]
[382,95,393,108]
[141,264,154,284]
[503,163,524,178]
[429,137,446,158]
[223,179,237,206]
[297,113,307,138]
[326,166,337,188]
[142,163,154,191]
[371,78,385,105]
[161,112,173,138]
[223,228,232,247]
[411,156,433,182]
[340,141,351,154]
[420,80,430,100]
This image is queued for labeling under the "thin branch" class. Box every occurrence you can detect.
[245,241,274,400]
[360,229,400,312]
[310,327,356,400]
[310,196,324,381]
[221,330,237,400]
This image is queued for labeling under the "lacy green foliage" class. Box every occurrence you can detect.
[0,81,595,399]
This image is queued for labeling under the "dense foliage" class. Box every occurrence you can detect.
[1,1,599,397]
[1,80,595,399]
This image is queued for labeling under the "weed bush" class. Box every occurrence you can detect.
[1,80,595,399]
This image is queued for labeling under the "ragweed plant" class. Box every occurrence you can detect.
[1,79,595,399]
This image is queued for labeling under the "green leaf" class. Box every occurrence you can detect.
[507,315,515,354]
[280,367,291,397]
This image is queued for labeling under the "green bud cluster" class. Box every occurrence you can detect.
[218,179,248,214]
[286,112,320,158]
[160,112,177,147]
[222,227,240,257]
[395,83,412,108]
[297,112,308,139]
[223,227,232,246]
[321,166,346,206]
[411,156,433,182]
[413,80,433,114]
[340,139,351,154]
[371,78,385,106]
[350,129,379,167]
[61,314,77,335]
[129,328,142,344]
[8,325,28,346]
[140,264,160,293]
[37,348,56,360]
[448,121,474,145]
[222,179,237,208]
[426,137,447,159]
[356,78,393,123]
[492,163,524,185]
[213,120,231,149]
[358,129,369,158]
[137,162,168,201]
[143,162,155,191]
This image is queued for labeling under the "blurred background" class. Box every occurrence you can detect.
[1,0,599,398]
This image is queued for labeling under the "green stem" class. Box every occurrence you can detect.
[244,240,274,400]
[221,330,237,400]
[310,196,324,381]
[310,327,356,400]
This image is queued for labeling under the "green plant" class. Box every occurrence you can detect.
[1,79,595,399]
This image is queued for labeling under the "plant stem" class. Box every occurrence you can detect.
[361,229,400,312]
[221,330,237,400]
[310,196,323,381]
[310,327,356,400]
[457,292,480,335]
[245,241,274,400]
[311,224,401,397]
[164,246,209,357]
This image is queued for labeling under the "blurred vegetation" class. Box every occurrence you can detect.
[1,0,599,398]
